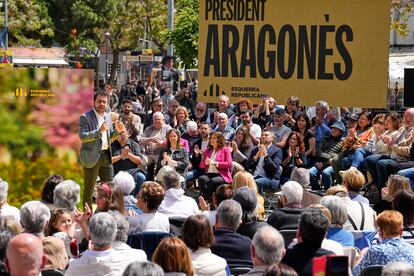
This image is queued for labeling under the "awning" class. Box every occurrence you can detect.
[13,58,68,66]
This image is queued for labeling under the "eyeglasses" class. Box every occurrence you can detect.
[196,108,205,112]
[156,104,164,107]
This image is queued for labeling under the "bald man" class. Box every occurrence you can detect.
[5,233,47,276]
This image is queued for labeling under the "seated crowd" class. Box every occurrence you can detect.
[2,86,414,276]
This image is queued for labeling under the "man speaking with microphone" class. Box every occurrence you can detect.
[79,90,126,207]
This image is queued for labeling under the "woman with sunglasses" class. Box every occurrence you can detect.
[332,111,374,182]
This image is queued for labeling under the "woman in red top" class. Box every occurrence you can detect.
[199,132,233,202]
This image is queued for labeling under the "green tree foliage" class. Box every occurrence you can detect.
[0,0,54,46]
[166,0,199,68]
[391,0,414,38]
[104,0,167,84]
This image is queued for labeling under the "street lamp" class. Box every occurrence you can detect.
[104,32,110,83]
[168,0,174,56]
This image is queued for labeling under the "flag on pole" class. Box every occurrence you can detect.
[0,27,8,48]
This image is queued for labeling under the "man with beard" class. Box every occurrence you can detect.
[111,130,146,194]
[140,112,172,180]
[191,102,211,126]
[185,122,211,187]
[119,99,141,142]
[237,110,261,146]
[79,90,125,207]
[245,131,283,194]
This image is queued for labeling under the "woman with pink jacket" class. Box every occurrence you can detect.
[199,132,233,202]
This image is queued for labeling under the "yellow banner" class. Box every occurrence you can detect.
[0,50,13,68]
[198,0,390,107]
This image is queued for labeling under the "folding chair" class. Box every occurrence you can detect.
[127,231,173,260]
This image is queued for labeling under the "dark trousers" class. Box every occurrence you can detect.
[364,154,390,188]
[83,150,114,208]
[198,173,226,202]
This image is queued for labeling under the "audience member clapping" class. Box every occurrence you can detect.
[280,132,306,184]
[47,208,82,259]
[156,128,189,183]
[199,184,234,226]
[199,131,233,201]
[95,182,127,215]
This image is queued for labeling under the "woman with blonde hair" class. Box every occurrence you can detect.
[232,171,265,219]
[174,106,191,135]
[374,175,412,214]
[340,168,369,205]
[153,237,194,276]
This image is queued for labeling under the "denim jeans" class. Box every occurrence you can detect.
[376,158,398,188]
[364,154,390,187]
[343,147,372,169]
[309,166,334,190]
[254,176,280,194]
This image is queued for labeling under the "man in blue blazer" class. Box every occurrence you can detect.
[245,131,283,194]
[79,90,125,207]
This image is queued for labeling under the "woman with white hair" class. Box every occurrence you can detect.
[21,201,69,270]
[320,195,354,246]
[53,180,81,213]
[0,179,20,224]
[107,211,147,260]
[113,171,142,214]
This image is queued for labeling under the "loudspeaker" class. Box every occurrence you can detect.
[404,68,414,107]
